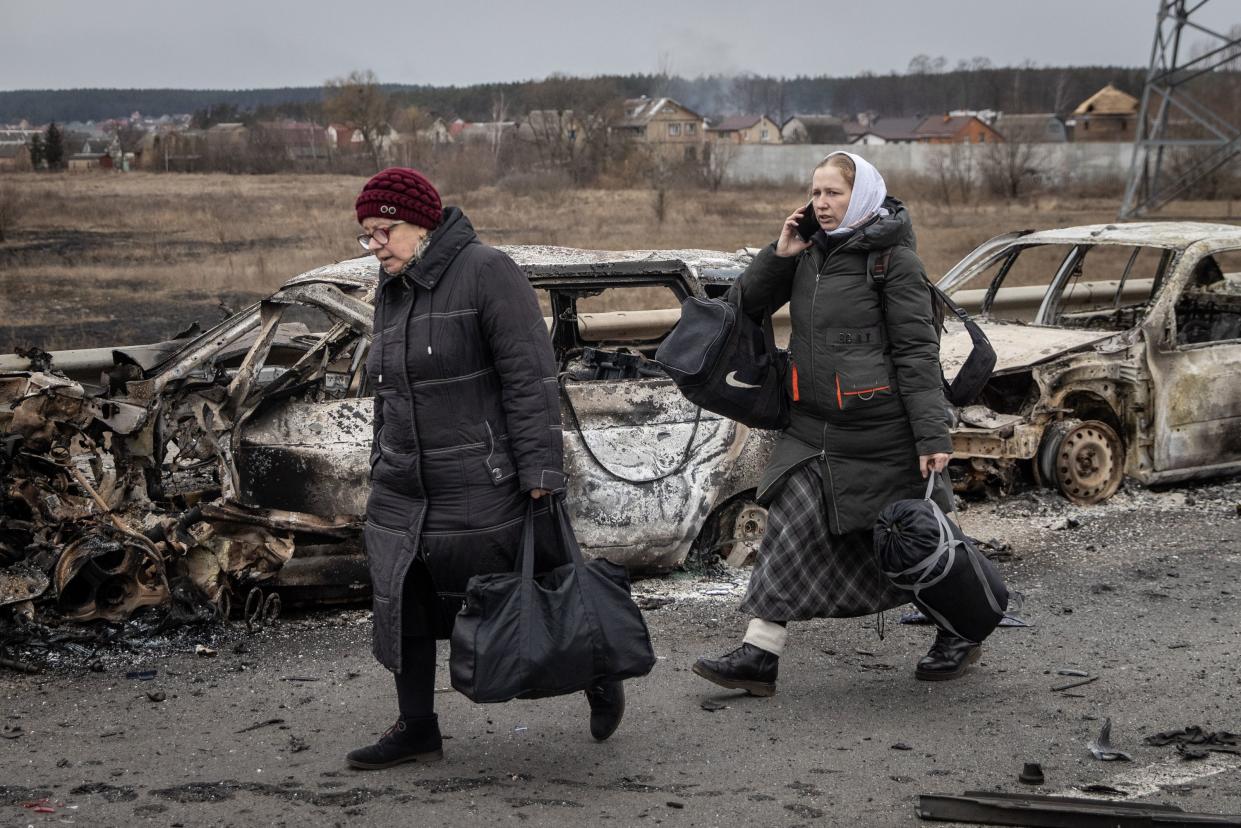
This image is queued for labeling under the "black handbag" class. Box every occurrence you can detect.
[449,497,657,704]
[654,295,789,430]
[874,476,1009,644]
[931,283,998,407]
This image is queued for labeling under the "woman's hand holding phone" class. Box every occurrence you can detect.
[776,203,816,258]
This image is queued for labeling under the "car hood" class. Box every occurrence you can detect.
[940,320,1116,379]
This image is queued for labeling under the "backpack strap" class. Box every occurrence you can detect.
[866,248,894,291]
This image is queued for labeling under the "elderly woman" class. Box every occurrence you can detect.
[348,168,624,769]
[693,152,975,695]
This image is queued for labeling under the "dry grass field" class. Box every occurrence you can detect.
[2,171,1239,350]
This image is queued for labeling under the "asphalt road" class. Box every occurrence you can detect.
[3,479,1241,827]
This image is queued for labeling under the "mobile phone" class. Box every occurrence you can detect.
[795,201,820,241]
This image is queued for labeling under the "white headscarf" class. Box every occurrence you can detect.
[821,151,888,237]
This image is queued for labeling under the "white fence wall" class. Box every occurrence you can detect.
[723,142,1136,188]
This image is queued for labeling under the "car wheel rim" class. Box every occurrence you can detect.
[1051,421,1123,505]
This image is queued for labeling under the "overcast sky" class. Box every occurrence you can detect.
[0,0,1236,90]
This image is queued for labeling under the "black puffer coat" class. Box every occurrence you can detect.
[364,207,565,672]
[729,198,952,533]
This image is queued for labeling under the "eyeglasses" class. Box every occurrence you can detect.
[357,221,406,250]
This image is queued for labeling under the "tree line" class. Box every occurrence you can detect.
[1,65,1156,125]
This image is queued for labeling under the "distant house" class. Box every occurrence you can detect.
[914,114,1004,144]
[846,116,924,145]
[1069,84,1139,142]
[0,128,43,145]
[708,114,782,144]
[255,120,330,161]
[0,143,32,171]
[519,109,586,147]
[327,123,363,151]
[782,115,849,145]
[66,138,118,171]
[612,97,706,155]
[457,121,519,148]
[417,117,454,146]
[140,127,206,171]
[993,113,1069,143]
[326,122,399,156]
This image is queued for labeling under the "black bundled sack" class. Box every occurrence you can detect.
[654,296,788,430]
[450,496,656,704]
[874,476,1008,644]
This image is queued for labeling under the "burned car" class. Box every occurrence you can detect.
[0,247,774,625]
[937,222,1241,504]
[8,221,1239,627]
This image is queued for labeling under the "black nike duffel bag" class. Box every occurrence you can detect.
[654,296,789,430]
[874,476,1009,644]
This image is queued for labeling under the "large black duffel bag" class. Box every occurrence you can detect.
[654,295,788,430]
[450,497,657,704]
[874,476,1009,644]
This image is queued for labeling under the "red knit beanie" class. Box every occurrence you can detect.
[355,167,443,230]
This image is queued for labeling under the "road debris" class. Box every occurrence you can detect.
[1144,726,1241,759]
[1052,675,1098,692]
[235,718,286,734]
[1087,718,1133,761]
[916,791,1241,825]
[1017,762,1044,785]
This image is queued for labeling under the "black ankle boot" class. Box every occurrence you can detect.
[585,681,625,741]
[915,630,981,681]
[692,643,779,696]
[346,715,444,769]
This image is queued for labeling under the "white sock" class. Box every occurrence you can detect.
[742,618,787,656]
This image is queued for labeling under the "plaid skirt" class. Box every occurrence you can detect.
[739,462,911,621]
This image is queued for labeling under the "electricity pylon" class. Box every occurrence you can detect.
[1119,0,1241,218]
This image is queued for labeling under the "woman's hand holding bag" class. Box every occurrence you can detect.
[449,496,657,704]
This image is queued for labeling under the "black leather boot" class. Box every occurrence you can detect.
[346,715,444,769]
[915,630,981,681]
[692,643,779,696]
[585,681,625,741]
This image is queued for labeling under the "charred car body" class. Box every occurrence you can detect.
[0,247,774,625]
[938,222,1241,504]
[5,222,1241,626]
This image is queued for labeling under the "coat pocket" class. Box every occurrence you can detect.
[828,328,892,411]
[481,421,518,486]
[371,428,423,497]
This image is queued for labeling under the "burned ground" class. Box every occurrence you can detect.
[0,227,270,351]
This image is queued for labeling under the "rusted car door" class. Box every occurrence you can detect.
[1147,247,1241,474]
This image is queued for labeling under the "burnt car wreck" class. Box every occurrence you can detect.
[938,222,1241,504]
[0,247,774,634]
[4,222,1241,633]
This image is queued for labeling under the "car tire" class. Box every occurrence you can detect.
[1037,418,1124,505]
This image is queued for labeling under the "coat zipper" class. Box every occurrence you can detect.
[808,240,850,411]
[820,422,842,531]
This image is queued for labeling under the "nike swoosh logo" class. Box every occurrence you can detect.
[725,371,761,389]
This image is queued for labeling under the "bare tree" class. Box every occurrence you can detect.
[0,181,25,243]
[980,124,1048,199]
[926,143,976,207]
[521,75,623,184]
[323,69,394,172]
[111,124,146,163]
[699,139,739,191]
[490,90,509,161]
[653,52,675,98]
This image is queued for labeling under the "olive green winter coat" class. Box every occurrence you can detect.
[730,198,953,533]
